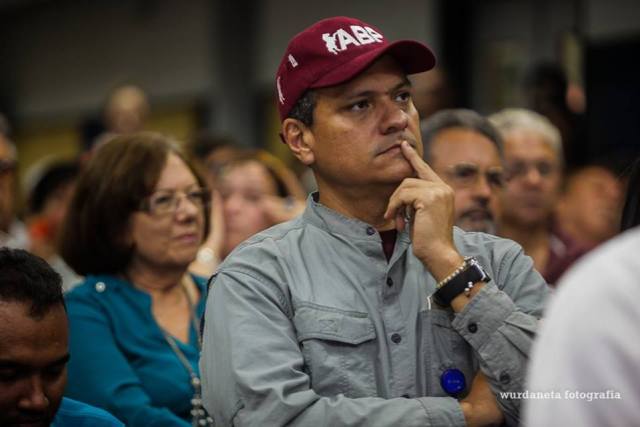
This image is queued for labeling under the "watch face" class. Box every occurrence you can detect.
[468,258,490,282]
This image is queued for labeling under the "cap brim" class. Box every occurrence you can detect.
[311,40,436,90]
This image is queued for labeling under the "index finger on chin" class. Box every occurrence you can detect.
[400,141,443,182]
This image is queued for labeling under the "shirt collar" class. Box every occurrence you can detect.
[302,192,411,245]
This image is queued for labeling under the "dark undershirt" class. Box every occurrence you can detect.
[379,229,397,262]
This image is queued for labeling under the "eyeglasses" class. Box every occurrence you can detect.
[505,161,559,181]
[444,163,505,189]
[139,187,210,216]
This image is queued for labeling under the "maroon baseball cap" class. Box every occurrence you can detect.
[275,16,436,122]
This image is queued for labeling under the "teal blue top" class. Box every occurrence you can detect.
[52,397,124,426]
[65,274,208,427]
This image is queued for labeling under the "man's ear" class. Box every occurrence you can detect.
[281,118,315,166]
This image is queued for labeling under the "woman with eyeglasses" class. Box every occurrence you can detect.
[60,133,213,426]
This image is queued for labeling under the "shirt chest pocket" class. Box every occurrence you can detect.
[422,308,476,397]
[293,304,378,398]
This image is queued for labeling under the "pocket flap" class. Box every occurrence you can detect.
[294,304,376,345]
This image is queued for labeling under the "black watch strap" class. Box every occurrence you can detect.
[433,259,491,306]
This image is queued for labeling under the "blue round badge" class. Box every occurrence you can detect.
[440,368,466,396]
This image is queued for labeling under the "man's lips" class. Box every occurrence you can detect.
[461,209,493,221]
[377,138,416,155]
[380,144,402,155]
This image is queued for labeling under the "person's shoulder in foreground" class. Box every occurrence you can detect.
[51,398,124,427]
[525,226,640,427]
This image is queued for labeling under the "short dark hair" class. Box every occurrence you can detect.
[287,90,316,127]
[28,160,79,215]
[60,132,210,276]
[421,109,503,162]
[0,248,64,319]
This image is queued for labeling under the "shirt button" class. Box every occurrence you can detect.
[467,323,478,333]
[366,227,376,236]
[95,282,106,293]
[386,278,393,287]
[499,372,511,384]
[391,333,402,344]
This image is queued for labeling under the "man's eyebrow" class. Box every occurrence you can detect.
[51,353,71,366]
[398,76,412,88]
[341,77,413,100]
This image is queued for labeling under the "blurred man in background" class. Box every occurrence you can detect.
[490,108,586,285]
[555,164,623,248]
[422,109,504,234]
[103,84,150,136]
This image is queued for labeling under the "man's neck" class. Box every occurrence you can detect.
[316,181,397,230]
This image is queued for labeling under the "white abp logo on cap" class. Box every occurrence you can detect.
[322,25,384,55]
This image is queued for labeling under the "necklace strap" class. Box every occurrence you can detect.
[159,277,214,426]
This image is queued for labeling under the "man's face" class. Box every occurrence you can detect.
[559,166,623,243]
[429,128,503,233]
[0,302,68,427]
[304,56,423,191]
[500,130,562,227]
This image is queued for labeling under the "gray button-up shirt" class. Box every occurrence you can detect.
[201,195,549,426]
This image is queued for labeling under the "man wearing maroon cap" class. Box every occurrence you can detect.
[201,17,547,427]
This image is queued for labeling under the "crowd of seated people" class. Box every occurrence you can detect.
[0,45,633,425]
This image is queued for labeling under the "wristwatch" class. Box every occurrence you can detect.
[433,257,491,306]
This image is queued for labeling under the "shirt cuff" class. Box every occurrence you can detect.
[451,282,517,350]
[416,396,466,426]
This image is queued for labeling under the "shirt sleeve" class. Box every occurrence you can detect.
[65,292,191,427]
[201,269,467,427]
[450,244,546,426]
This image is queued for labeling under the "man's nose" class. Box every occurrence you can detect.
[379,100,409,135]
[524,166,543,186]
[472,174,493,201]
[17,376,50,412]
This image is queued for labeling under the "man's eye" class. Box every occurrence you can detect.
[395,91,411,103]
[537,162,554,176]
[0,369,19,382]
[455,168,477,179]
[506,163,526,178]
[349,100,369,112]
[488,172,505,187]
[43,365,66,380]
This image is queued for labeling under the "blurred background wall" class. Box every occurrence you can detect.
[0,0,639,187]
